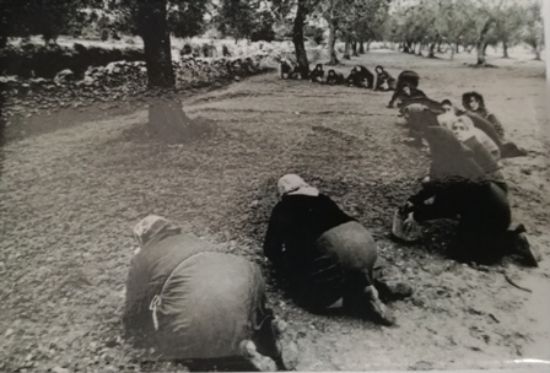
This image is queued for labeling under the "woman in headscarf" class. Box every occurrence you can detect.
[438,99,501,161]
[279,58,293,80]
[388,70,420,108]
[346,65,374,88]
[326,69,345,85]
[398,127,539,266]
[310,63,325,83]
[125,215,286,371]
[399,98,444,147]
[462,91,505,137]
[374,65,397,91]
[264,174,412,326]
[462,92,527,157]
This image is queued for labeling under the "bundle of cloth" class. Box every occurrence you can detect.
[264,174,413,326]
[123,215,286,371]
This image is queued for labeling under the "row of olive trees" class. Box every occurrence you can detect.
[0,0,279,87]
[264,0,391,76]
[318,0,389,65]
[2,0,544,86]
[386,0,545,64]
[0,0,106,47]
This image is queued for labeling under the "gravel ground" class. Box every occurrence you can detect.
[1,50,549,372]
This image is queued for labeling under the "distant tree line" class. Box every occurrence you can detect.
[0,0,544,87]
[387,0,544,65]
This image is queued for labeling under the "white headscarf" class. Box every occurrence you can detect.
[277,174,319,198]
[439,114,500,159]
[438,111,476,142]
[437,111,458,131]
[454,115,480,142]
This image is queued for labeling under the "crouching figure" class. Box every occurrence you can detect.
[394,127,540,267]
[124,215,286,371]
[264,175,412,326]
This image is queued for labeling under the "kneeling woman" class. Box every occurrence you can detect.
[125,215,286,371]
[397,127,539,266]
[264,174,411,326]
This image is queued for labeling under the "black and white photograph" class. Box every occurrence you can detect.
[0,0,548,371]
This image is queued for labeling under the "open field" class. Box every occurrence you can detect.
[0,51,549,372]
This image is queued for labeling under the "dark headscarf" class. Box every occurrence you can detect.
[462,91,487,115]
[423,127,486,183]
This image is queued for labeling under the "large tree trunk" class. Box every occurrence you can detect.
[450,42,457,60]
[327,19,339,65]
[138,0,175,87]
[502,40,509,58]
[343,39,351,59]
[147,97,214,143]
[352,41,358,56]
[428,42,436,58]
[358,40,365,54]
[292,0,310,77]
[136,0,195,144]
[534,45,541,60]
[476,43,487,65]
[476,18,495,66]
[366,41,371,52]
[477,42,490,65]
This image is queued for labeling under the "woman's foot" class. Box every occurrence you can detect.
[511,225,540,267]
[364,286,396,326]
[240,340,278,372]
[374,279,414,303]
[501,142,528,158]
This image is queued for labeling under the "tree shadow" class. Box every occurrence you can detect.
[121,96,217,144]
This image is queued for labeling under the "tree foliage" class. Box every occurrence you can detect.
[0,0,103,45]
[167,0,209,38]
[215,1,276,41]
[387,0,544,62]
[318,0,389,64]
[521,0,544,60]
[216,0,258,40]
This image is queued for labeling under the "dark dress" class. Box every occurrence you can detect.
[407,127,514,263]
[346,66,374,88]
[375,70,396,91]
[462,92,505,138]
[264,194,374,310]
[326,72,345,85]
[310,66,325,83]
[388,70,420,107]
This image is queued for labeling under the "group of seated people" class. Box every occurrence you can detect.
[394,78,527,159]
[280,58,398,91]
[121,65,541,371]
[388,78,538,267]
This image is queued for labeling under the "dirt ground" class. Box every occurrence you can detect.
[1,51,549,372]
